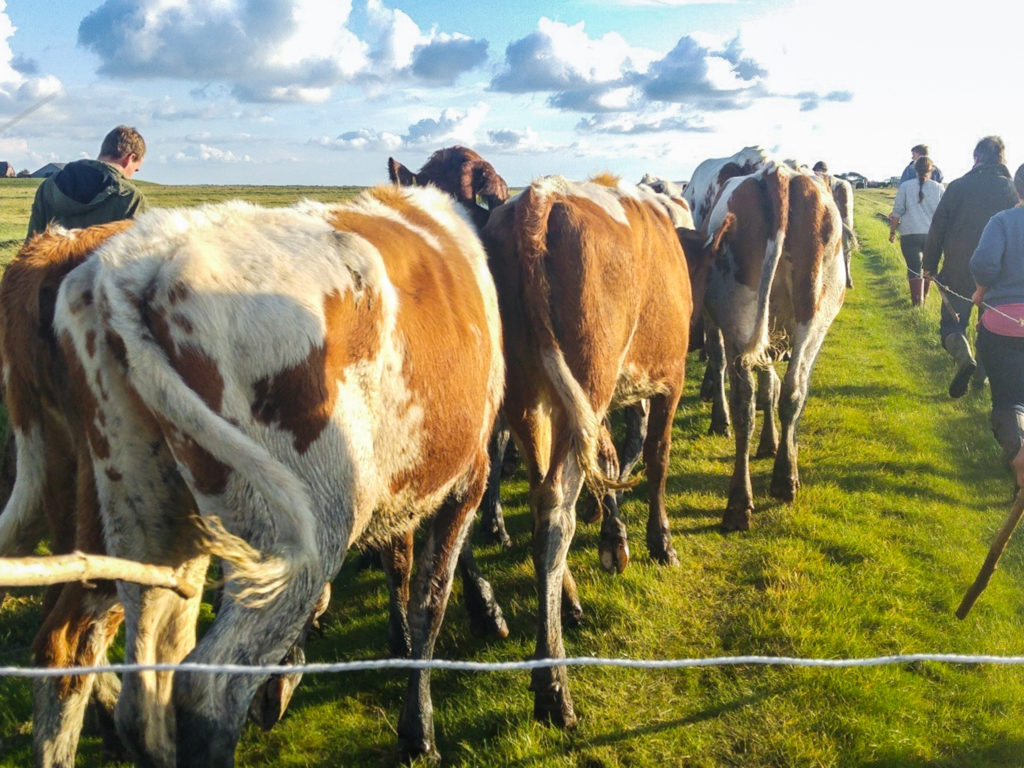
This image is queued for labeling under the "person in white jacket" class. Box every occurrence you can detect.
[890,156,944,306]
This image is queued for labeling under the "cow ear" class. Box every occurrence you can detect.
[711,212,738,254]
[388,158,417,187]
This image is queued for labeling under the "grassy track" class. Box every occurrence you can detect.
[3,187,1024,767]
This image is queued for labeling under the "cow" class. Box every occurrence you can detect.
[0,221,327,765]
[638,172,686,198]
[829,174,859,288]
[683,145,770,233]
[699,161,845,531]
[475,174,695,728]
[0,221,139,767]
[387,145,508,231]
[383,145,511,648]
[49,185,503,765]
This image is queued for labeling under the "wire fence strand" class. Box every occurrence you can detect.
[5,653,1024,680]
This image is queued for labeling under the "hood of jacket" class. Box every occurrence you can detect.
[46,159,131,214]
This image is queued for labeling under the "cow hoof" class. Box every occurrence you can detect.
[398,739,441,766]
[721,507,751,532]
[755,444,778,460]
[599,537,629,574]
[708,421,730,437]
[649,545,679,567]
[562,596,584,628]
[481,524,513,549]
[532,689,578,729]
[646,531,679,566]
[469,605,510,640]
[770,477,799,502]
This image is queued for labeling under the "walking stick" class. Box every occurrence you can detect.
[956,487,1024,619]
[930,279,961,322]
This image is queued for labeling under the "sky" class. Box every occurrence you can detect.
[0,0,1017,188]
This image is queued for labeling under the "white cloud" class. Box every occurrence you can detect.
[314,128,403,152]
[0,3,62,116]
[403,103,489,145]
[77,0,489,103]
[170,143,251,163]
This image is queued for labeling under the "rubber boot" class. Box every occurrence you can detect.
[991,408,1024,492]
[943,333,977,399]
[908,278,924,307]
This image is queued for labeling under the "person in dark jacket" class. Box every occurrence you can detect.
[900,143,944,185]
[970,164,1024,487]
[923,136,1018,398]
[26,125,148,240]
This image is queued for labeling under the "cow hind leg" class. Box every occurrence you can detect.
[457,535,509,640]
[397,459,489,763]
[704,326,731,437]
[770,328,828,502]
[32,582,122,768]
[755,366,781,459]
[723,362,757,531]
[381,529,414,658]
[644,392,681,565]
[529,451,582,730]
[595,420,629,573]
[478,422,513,548]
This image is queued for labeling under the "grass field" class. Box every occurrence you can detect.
[2,186,1024,767]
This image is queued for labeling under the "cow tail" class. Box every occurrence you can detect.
[514,186,621,500]
[100,279,317,608]
[740,164,789,369]
[0,425,46,555]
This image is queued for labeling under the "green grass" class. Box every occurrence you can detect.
[3,188,1024,767]
[0,178,363,268]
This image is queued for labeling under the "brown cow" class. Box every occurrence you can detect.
[0,221,134,767]
[478,175,694,727]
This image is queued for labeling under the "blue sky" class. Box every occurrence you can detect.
[0,0,1016,187]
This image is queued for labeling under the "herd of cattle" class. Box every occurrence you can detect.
[0,144,851,765]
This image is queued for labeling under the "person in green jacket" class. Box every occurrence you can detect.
[26,124,149,240]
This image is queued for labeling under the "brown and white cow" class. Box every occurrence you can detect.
[700,161,845,530]
[0,221,332,765]
[49,186,503,765]
[476,175,694,727]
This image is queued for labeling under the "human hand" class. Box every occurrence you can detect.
[972,286,987,306]
[888,231,896,243]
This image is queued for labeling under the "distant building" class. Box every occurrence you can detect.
[31,162,65,178]
[0,162,14,178]
[16,169,31,178]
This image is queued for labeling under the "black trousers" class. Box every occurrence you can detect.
[977,324,1024,411]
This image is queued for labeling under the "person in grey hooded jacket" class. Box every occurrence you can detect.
[26,124,148,240]
[970,163,1024,488]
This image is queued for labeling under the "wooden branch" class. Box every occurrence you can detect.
[956,488,1024,619]
[0,551,198,600]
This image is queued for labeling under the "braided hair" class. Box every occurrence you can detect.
[914,156,933,203]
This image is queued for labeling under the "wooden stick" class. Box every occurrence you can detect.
[956,488,1024,619]
[0,551,198,600]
